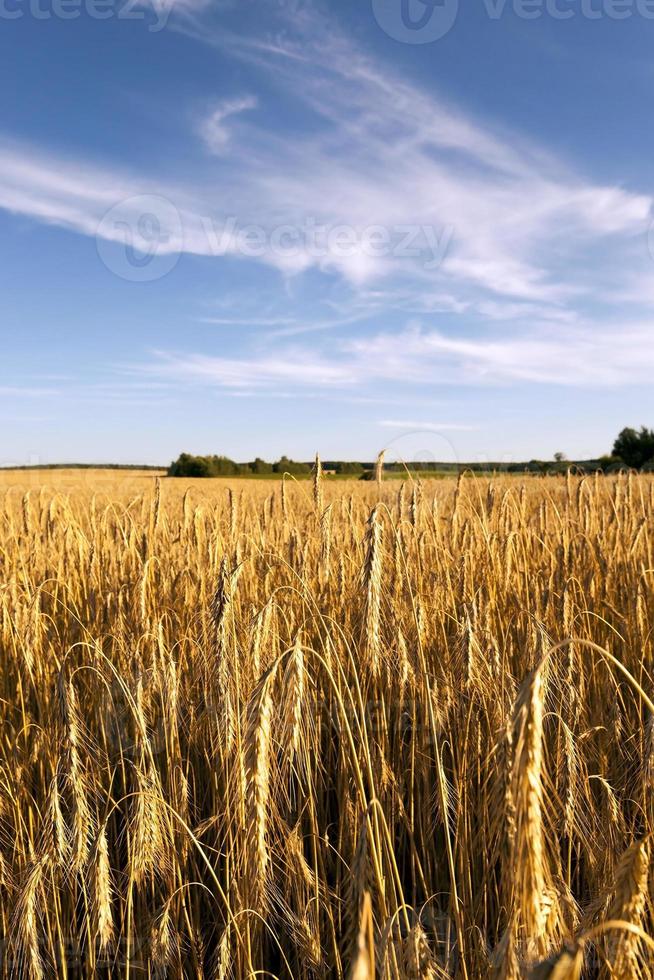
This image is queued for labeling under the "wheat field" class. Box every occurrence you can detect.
[1,465,654,978]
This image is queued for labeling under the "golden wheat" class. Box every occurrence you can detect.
[0,466,653,977]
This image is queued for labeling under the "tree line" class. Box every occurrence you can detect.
[166,428,654,478]
[167,454,328,477]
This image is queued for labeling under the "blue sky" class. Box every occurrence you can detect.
[2,0,654,465]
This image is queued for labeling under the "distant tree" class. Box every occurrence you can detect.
[168,453,212,477]
[554,452,567,463]
[168,453,241,477]
[272,456,310,475]
[249,457,273,474]
[335,461,364,474]
[210,455,241,476]
[612,427,654,469]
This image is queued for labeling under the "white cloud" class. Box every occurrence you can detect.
[197,11,651,302]
[380,420,479,432]
[138,318,654,391]
[346,322,654,386]
[0,8,651,314]
[144,349,357,388]
[0,385,60,397]
[198,315,298,327]
[198,96,258,154]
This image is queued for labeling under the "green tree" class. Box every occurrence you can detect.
[209,455,240,476]
[168,453,241,477]
[168,453,213,477]
[612,427,654,469]
[273,456,310,475]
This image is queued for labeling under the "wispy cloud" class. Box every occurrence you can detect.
[380,420,479,432]
[346,322,654,386]
[186,6,651,303]
[0,3,651,315]
[1,0,653,416]
[137,318,654,391]
[0,385,60,397]
[198,313,296,327]
[143,349,357,388]
[198,95,258,154]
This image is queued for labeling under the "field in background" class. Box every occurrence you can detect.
[1,467,654,978]
[0,468,167,492]
[0,467,513,484]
